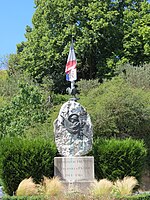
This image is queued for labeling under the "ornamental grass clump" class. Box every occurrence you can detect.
[90,179,113,199]
[42,176,64,197]
[16,177,38,196]
[113,176,138,197]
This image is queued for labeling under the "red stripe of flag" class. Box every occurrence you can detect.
[65,45,77,72]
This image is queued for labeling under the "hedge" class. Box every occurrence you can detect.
[93,138,147,181]
[120,193,150,200]
[0,137,57,195]
[2,193,150,200]
[2,196,44,200]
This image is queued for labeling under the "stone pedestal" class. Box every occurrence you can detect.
[54,156,94,192]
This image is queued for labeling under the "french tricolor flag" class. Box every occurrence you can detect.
[65,44,77,82]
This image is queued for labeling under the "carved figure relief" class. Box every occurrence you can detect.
[54,99,93,157]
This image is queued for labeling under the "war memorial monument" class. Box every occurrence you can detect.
[53,44,94,191]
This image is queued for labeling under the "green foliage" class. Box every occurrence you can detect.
[117,64,150,90]
[23,121,53,140]
[23,94,69,140]
[0,67,70,140]
[79,77,150,138]
[122,1,150,65]
[51,94,69,106]
[2,196,44,200]
[0,70,8,80]
[78,76,150,170]
[2,193,150,200]
[0,97,7,109]
[93,138,147,182]
[7,54,21,75]
[122,193,150,199]
[0,71,18,103]
[77,79,100,96]
[0,82,49,137]
[13,0,150,93]
[0,71,30,108]
[24,104,61,140]
[0,137,57,195]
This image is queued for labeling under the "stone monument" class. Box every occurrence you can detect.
[54,99,93,156]
[53,44,94,192]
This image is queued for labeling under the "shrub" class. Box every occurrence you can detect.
[16,177,38,196]
[124,193,150,199]
[113,176,138,197]
[118,63,150,90]
[0,137,57,195]
[77,79,100,96]
[2,196,44,200]
[79,77,150,139]
[93,138,147,182]
[90,179,113,199]
[41,176,64,196]
[79,76,150,168]
[16,176,63,197]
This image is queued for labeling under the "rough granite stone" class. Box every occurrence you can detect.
[54,99,93,156]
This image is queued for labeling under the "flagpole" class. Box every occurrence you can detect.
[65,37,78,99]
[71,36,75,92]
[71,35,75,91]
[71,81,75,92]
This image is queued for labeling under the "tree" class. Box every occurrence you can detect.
[122,0,150,65]
[0,81,49,138]
[15,0,149,93]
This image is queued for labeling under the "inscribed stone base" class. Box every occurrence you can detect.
[54,156,95,192]
[62,181,94,193]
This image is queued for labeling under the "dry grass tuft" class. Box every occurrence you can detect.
[42,176,64,196]
[90,179,113,199]
[113,176,138,196]
[16,177,38,196]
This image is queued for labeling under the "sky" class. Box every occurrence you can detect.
[0,0,35,57]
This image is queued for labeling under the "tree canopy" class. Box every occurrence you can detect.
[11,0,150,93]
